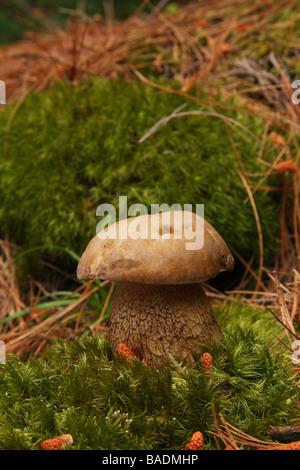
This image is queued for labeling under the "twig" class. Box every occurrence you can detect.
[210,404,240,450]
[264,269,298,339]
[93,281,115,334]
[3,282,100,355]
[147,0,171,21]
[269,424,300,440]
[231,248,268,293]
[138,105,261,144]
[137,102,187,143]
[237,170,264,296]
[263,305,299,341]
[291,269,300,321]
[243,139,292,204]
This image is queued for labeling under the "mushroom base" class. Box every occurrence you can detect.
[109,282,222,367]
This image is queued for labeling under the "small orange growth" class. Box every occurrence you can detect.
[275,161,298,174]
[258,440,300,450]
[195,18,207,27]
[270,132,285,147]
[184,431,204,450]
[118,343,148,365]
[236,23,252,32]
[220,43,230,54]
[118,342,138,361]
[55,66,63,78]
[41,434,73,450]
[181,82,194,93]
[154,54,163,68]
[202,352,213,374]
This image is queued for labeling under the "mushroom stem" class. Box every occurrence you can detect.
[109,282,222,367]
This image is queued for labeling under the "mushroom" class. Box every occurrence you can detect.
[77,210,234,367]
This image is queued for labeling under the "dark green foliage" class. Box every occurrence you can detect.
[0,0,149,45]
[0,78,281,271]
[0,303,297,450]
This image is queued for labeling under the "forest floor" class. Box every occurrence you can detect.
[0,0,299,450]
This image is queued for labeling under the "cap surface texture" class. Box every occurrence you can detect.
[77,211,234,284]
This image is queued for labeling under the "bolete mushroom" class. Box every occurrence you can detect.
[77,210,234,366]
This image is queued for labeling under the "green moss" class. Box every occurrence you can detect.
[0,77,281,271]
[0,302,296,450]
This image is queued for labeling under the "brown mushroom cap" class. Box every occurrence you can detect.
[77,210,234,284]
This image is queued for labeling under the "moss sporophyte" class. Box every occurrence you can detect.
[0,315,297,450]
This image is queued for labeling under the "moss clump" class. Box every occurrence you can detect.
[0,302,296,450]
[0,78,281,270]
